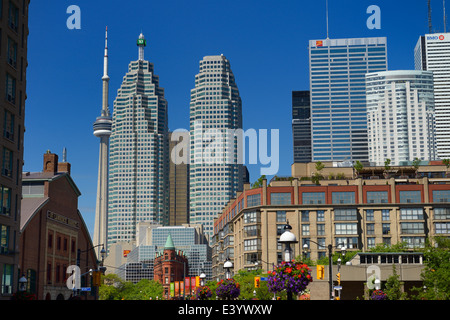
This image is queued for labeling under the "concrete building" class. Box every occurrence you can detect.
[415,33,450,159]
[108,33,169,248]
[19,152,98,300]
[0,0,29,300]
[366,70,436,166]
[212,161,450,280]
[189,55,243,238]
[309,37,387,163]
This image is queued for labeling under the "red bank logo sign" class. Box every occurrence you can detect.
[427,35,445,40]
[316,40,323,47]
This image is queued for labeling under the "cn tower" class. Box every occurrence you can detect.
[93,27,112,257]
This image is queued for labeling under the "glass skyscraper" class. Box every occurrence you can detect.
[308,37,387,163]
[292,91,311,163]
[415,33,450,159]
[189,55,243,238]
[107,34,169,248]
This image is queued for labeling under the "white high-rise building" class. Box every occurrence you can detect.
[366,70,436,166]
[415,33,450,159]
[107,33,169,249]
[189,55,243,238]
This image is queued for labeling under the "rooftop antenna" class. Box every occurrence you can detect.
[63,147,67,162]
[444,0,447,32]
[326,0,330,39]
[429,0,433,33]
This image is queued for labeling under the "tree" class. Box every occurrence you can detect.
[442,159,450,177]
[353,160,364,178]
[413,237,450,300]
[383,158,391,178]
[412,157,421,178]
[312,161,325,184]
[384,264,407,300]
[251,175,266,189]
[99,274,164,300]
[99,274,126,300]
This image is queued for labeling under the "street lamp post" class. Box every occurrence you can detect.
[18,274,27,292]
[76,244,106,298]
[223,258,233,280]
[278,221,298,300]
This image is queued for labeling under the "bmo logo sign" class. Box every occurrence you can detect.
[427,35,445,40]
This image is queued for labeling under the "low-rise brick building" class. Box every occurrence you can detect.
[19,151,97,300]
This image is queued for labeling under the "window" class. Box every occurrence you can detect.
[401,222,425,234]
[276,211,286,222]
[3,110,14,141]
[335,223,357,235]
[399,190,421,203]
[244,225,260,237]
[270,192,291,205]
[243,211,259,224]
[5,73,16,104]
[317,224,325,235]
[382,223,390,235]
[317,210,325,222]
[244,239,260,251]
[400,208,424,220]
[335,237,358,249]
[1,224,9,254]
[401,236,425,249]
[2,148,13,178]
[367,223,375,235]
[302,192,326,204]
[247,194,261,207]
[8,1,19,32]
[366,209,374,221]
[367,237,376,249]
[301,210,309,222]
[433,190,450,203]
[434,207,450,220]
[7,37,17,67]
[382,209,390,221]
[1,264,13,294]
[435,222,450,234]
[334,208,357,221]
[332,192,355,204]
[302,224,310,236]
[0,185,11,216]
[367,191,388,203]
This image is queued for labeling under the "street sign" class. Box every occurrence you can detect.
[260,277,268,281]
[81,287,91,292]
[334,286,342,290]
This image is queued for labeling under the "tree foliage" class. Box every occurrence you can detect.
[99,274,164,300]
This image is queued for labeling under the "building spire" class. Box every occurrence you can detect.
[102,26,110,117]
[137,32,147,61]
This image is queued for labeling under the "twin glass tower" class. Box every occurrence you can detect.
[94,31,242,253]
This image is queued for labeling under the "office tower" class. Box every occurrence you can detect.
[189,55,243,238]
[0,0,29,299]
[108,33,169,248]
[169,131,189,226]
[93,28,112,257]
[415,33,450,159]
[366,70,436,166]
[308,37,387,163]
[292,91,311,163]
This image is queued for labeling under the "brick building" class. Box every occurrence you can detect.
[153,234,188,299]
[19,151,98,300]
[212,162,450,280]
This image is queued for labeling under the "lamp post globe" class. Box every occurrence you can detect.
[278,221,298,262]
[224,259,233,279]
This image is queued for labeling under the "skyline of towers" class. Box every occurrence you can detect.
[93,27,113,257]
[366,70,437,166]
[189,55,243,238]
[107,33,169,248]
[292,91,311,163]
[308,37,387,163]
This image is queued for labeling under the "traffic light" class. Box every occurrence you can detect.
[254,276,261,288]
[336,272,341,285]
[316,265,324,280]
[92,270,101,287]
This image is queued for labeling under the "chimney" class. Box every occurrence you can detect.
[58,162,71,175]
[43,150,58,174]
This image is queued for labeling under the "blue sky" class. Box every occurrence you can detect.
[24,0,446,236]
